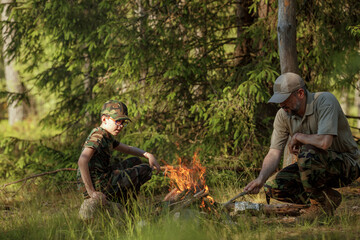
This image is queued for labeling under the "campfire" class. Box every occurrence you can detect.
[159,153,309,217]
[162,153,216,212]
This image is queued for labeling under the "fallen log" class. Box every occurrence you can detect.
[223,201,309,216]
[262,203,309,216]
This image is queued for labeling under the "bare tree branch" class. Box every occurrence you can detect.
[1,168,77,188]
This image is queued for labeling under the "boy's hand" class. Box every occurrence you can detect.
[144,152,160,174]
[90,191,107,206]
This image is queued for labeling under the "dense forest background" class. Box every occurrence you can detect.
[0,0,359,183]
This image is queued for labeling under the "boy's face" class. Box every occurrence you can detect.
[101,116,127,136]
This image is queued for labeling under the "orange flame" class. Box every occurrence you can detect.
[163,153,214,207]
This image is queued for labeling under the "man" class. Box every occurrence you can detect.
[244,72,360,217]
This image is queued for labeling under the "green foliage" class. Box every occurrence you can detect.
[0,119,77,180]
[0,0,359,180]
[347,25,360,37]
[296,0,360,90]
[206,170,240,189]
[140,174,170,196]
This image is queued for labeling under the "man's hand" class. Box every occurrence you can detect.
[244,177,265,194]
[289,133,333,152]
[243,149,282,195]
[90,191,107,206]
[289,133,302,155]
[144,152,160,174]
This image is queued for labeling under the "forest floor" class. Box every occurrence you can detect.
[1,178,360,240]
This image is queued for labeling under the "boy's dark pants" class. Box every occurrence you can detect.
[106,157,152,203]
[78,157,152,203]
[264,145,360,204]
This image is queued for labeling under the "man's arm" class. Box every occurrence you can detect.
[244,148,282,194]
[78,147,107,204]
[115,143,160,173]
[289,133,333,154]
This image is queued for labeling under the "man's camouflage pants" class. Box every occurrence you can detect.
[264,145,360,204]
[78,157,152,203]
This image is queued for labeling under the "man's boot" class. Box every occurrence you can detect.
[321,188,342,215]
[299,188,342,220]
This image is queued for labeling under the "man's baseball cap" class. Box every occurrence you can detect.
[268,72,305,103]
[101,100,131,121]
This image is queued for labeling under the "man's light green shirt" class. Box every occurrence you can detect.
[270,90,360,167]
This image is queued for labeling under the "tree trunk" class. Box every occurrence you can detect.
[256,0,270,54]
[258,0,269,19]
[355,82,360,129]
[234,0,252,66]
[136,0,147,104]
[2,0,25,125]
[137,0,147,82]
[282,136,297,167]
[277,0,299,167]
[339,86,348,114]
[83,50,95,125]
[277,0,299,74]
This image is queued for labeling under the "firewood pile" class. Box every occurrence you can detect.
[162,188,217,214]
[159,154,220,215]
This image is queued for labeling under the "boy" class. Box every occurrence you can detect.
[77,100,160,219]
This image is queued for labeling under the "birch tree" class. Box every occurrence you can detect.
[2,0,25,125]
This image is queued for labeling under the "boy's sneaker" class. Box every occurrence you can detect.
[79,198,99,221]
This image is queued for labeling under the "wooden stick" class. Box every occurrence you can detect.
[222,191,248,208]
[193,189,206,198]
[1,168,77,188]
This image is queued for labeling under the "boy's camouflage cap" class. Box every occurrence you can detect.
[101,100,131,121]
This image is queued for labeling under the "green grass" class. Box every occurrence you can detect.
[1,182,360,240]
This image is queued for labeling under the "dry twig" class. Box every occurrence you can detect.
[1,168,77,189]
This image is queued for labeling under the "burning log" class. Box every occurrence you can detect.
[163,188,185,202]
[169,189,208,213]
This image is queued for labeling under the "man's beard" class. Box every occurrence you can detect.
[285,101,301,117]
